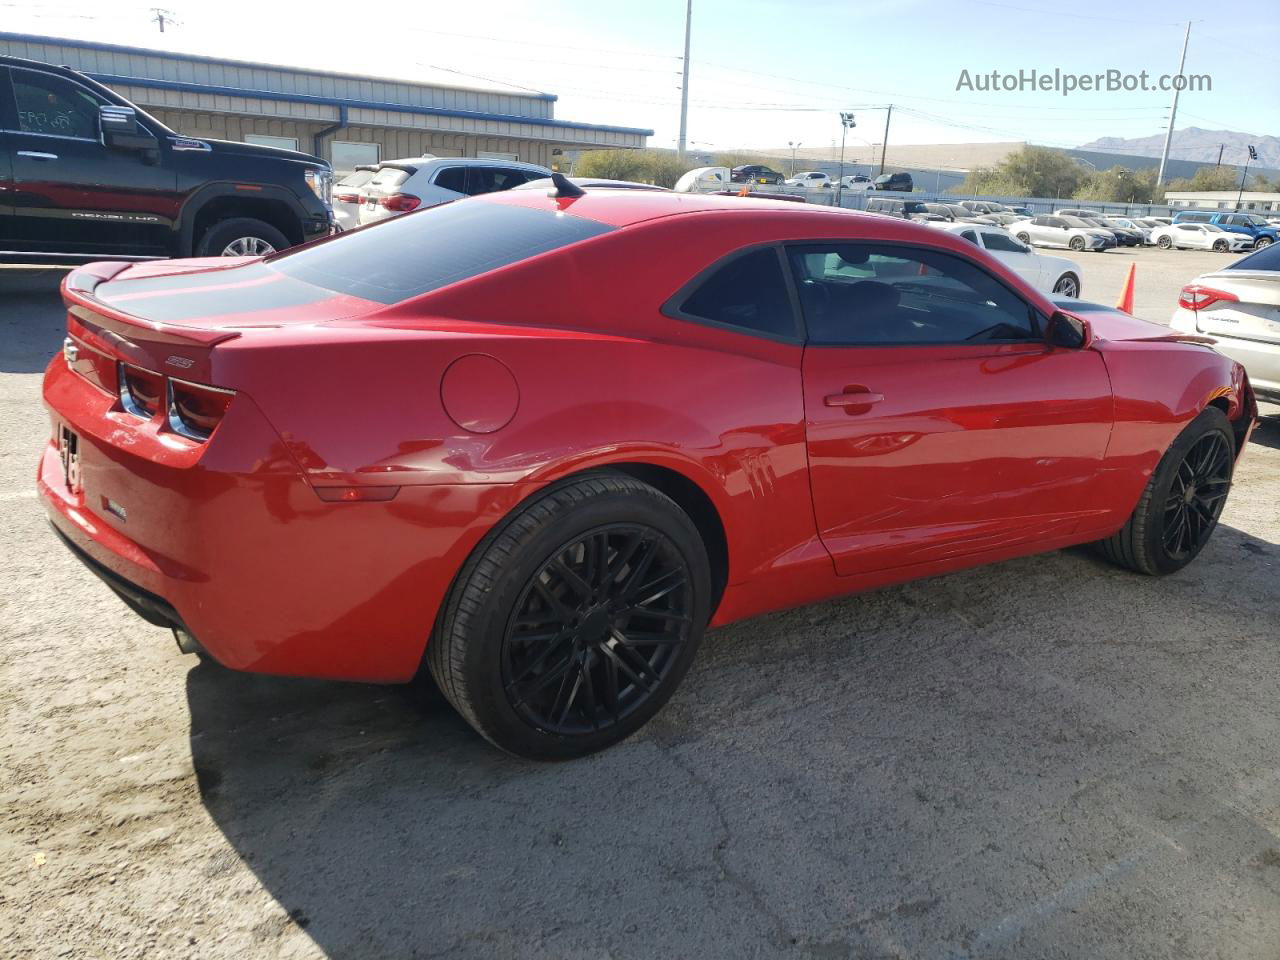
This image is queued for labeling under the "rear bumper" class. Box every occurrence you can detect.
[39,356,539,683]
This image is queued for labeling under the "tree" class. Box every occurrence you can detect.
[1164,165,1242,193]
[957,146,1088,199]
[571,150,693,189]
[1073,166,1157,203]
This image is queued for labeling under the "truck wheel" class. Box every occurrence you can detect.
[197,218,290,257]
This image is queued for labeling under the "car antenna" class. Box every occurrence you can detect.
[549,172,585,199]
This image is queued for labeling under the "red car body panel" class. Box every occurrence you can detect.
[37,192,1258,682]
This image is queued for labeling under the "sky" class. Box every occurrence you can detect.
[2,0,1277,163]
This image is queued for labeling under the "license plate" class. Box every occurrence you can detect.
[59,425,82,494]
[758,178,768,184]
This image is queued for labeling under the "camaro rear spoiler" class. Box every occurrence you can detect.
[62,263,242,349]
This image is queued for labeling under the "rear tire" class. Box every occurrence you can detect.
[196,217,290,257]
[427,473,711,760]
[1095,407,1234,576]
[1015,232,1031,244]
[1052,272,1080,298]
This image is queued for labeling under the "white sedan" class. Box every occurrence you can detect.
[784,171,832,190]
[1169,243,1280,402]
[1150,223,1254,253]
[931,222,1083,297]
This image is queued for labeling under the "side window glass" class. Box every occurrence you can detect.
[674,248,796,339]
[958,230,979,245]
[982,231,1028,253]
[787,244,1038,346]
[433,167,467,193]
[13,70,102,139]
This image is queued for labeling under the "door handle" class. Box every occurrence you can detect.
[17,151,58,160]
[824,390,885,408]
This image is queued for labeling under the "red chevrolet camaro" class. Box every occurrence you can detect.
[39,184,1257,759]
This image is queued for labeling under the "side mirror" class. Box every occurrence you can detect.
[1048,311,1090,349]
[100,105,159,160]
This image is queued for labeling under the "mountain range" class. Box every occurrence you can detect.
[1077,127,1279,170]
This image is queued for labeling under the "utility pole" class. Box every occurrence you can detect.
[788,141,801,177]
[1155,21,1191,188]
[1215,143,1224,167]
[676,0,692,162]
[878,104,893,175]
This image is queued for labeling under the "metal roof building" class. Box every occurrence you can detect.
[0,32,652,173]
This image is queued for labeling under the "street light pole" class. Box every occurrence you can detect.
[1155,21,1191,189]
[1236,145,1257,211]
[838,112,856,206]
[788,141,802,177]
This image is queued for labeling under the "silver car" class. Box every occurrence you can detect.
[1013,215,1114,252]
[358,156,552,226]
[1170,243,1280,402]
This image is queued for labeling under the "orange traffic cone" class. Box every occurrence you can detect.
[737,185,750,197]
[1115,263,1136,313]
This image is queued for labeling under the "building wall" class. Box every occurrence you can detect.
[1,33,648,173]
[146,109,559,168]
[1164,192,1280,212]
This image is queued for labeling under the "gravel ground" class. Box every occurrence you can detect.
[2,262,1279,960]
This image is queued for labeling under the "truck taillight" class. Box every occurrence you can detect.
[379,193,421,212]
[1178,284,1239,311]
[169,379,235,442]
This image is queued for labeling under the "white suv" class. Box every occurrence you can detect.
[358,156,552,225]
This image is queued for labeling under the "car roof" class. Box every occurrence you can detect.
[476,185,901,229]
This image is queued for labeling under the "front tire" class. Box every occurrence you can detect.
[1158,235,1173,249]
[1069,236,1086,251]
[1015,232,1031,245]
[1213,239,1229,252]
[1095,407,1234,576]
[1255,237,1274,249]
[427,473,711,760]
[196,217,290,257]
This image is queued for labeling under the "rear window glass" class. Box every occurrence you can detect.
[370,167,411,188]
[1226,242,1280,272]
[267,200,614,303]
[337,169,375,188]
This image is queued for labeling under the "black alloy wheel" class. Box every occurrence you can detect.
[1095,406,1234,576]
[427,473,710,760]
[1161,431,1232,561]
[503,524,693,736]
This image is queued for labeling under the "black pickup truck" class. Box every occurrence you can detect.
[0,56,333,263]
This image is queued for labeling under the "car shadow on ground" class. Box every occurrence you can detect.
[1248,411,1280,450]
[185,520,1280,960]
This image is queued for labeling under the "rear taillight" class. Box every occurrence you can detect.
[118,363,165,419]
[335,192,361,204]
[1178,284,1240,311]
[117,362,234,442]
[169,379,235,441]
[379,193,421,212]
